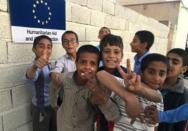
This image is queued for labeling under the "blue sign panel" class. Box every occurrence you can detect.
[9,0,65,30]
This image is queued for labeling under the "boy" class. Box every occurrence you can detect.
[158,48,188,131]
[98,53,169,131]
[98,26,111,40]
[24,35,56,131]
[51,45,120,131]
[97,34,161,131]
[50,30,79,106]
[97,27,111,67]
[50,30,79,85]
[99,34,162,102]
[130,30,154,74]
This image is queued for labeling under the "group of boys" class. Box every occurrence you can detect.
[24,27,188,131]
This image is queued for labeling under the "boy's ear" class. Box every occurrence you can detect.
[182,66,188,74]
[32,47,36,53]
[142,42,148,50]
[76,42,79,47]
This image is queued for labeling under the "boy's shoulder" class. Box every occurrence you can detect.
[134,51,150,62]
[57,54,71,61]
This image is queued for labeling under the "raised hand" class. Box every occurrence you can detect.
[144,105,159,124]
[85,69,98,91]
[117,59,142,93]
[84,69,109,105]
[34,50,49,69]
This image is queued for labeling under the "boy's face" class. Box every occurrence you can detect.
[98,28,110,40]
[102,44,122,71]
[141,61,167,90]
[32,38,52,60]
[76,52,98,82]
[62,33,79,55]
[167,52,185,78]
[130,35,147,53]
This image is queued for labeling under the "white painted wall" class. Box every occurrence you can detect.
[173,3,188,48]
[117,0,180,5]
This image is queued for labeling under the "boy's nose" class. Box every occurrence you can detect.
[154,75,160,82]
[109,52,115,57]
[84,63,91,69]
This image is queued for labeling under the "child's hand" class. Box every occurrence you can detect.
[85,70,109,105]
[34,50,49,69]
[85,69,98,91]
[117,59,143,94]
[42,50,49,61]
[144,105,159,124]
[127,74,143,94]
[117,59,134,85]
[34,57,48,69]
[50,72,61,86]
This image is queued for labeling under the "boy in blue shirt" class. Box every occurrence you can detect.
[25,35,56,131]
[130,30,154,74]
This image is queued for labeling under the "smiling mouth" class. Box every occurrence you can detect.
[80,69,94,76]
[106,60,117,64]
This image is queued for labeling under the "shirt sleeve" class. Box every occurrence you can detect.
[49,73,65,107]
[23,63,40,82]
[98,97,121,122]
[159,104,188,123]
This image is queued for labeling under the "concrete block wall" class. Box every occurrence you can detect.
[0,0,169,130]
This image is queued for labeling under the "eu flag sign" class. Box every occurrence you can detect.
[9,0,65,43]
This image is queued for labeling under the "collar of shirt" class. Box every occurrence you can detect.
[134,51,150,63]
[163,76,185,94]
[65,54,75,60]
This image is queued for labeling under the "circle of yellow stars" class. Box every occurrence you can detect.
[32,0,52,25]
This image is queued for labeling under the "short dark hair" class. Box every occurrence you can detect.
[135,30,154,50]
[141,53,169,72]
[76,45,100,65]
[99,34,124,54]
[33,35,52,49]
[61,30,79,43]
[167,48,188,66]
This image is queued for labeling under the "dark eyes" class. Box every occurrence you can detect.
[62,39,77,45]
[159,72,166,77]
[147,70,166,77]
[79,60,96,66]
[103,50,121,54]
